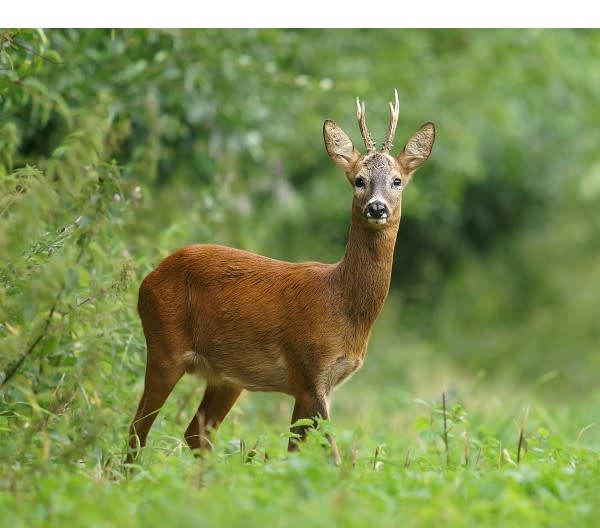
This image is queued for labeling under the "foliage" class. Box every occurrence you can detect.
[1,390,599,527]
[1,28,599,528]
[3,30,600,282]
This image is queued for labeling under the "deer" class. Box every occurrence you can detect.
[126,90,435,465]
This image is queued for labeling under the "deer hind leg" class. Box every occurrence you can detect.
[184,384,242,452]
[288,392,341,465]
[126,351,185,464]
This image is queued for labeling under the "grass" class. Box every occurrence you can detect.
[2,350,599,527]
[7,442,597,528]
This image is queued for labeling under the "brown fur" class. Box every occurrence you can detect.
[126,95,435,465]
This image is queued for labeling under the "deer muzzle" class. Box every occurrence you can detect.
[365,200,389,224]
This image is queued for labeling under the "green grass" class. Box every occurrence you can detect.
[2,356,599,527]
[4,443,598,528]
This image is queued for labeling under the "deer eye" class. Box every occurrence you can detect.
[393,178,402,188]
[355,177,366,188]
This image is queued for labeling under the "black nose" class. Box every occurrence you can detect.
[365,201,389,218]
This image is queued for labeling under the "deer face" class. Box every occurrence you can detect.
[323,91,435,230]
[349,152,403,227]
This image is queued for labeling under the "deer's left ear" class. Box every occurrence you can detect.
[396,122,435,177]
[323,120,361,172]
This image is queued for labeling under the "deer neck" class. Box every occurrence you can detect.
[333,220,399,328]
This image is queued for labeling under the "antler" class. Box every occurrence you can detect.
[356,97,376,155]
[381,89,400,154]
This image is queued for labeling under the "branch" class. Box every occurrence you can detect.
[1,295,60,388]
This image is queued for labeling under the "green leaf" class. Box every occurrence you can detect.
[290,418,315,428]
[414,415,431,433]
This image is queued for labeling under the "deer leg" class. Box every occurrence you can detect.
[184,384,242,452]
[288,392,341,465]
[126,359,183,464]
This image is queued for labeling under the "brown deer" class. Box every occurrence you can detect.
[126,90,435,464]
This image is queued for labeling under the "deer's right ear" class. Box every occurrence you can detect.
[323,120,361,172]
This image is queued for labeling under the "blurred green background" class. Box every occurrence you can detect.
[1,29,599,468]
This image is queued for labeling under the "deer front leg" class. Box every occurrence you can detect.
[288,392,341,465]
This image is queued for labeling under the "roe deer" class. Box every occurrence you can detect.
[126,90,435,464]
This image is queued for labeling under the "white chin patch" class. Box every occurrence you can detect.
[367,217,388,225]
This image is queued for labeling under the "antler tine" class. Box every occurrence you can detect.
[356,97,376,154]
[381,89,400,154]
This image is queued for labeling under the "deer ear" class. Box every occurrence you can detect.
[323,120,361,171]
[397,122,435,177]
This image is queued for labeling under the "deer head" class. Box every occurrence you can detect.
[323,89,435,229]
